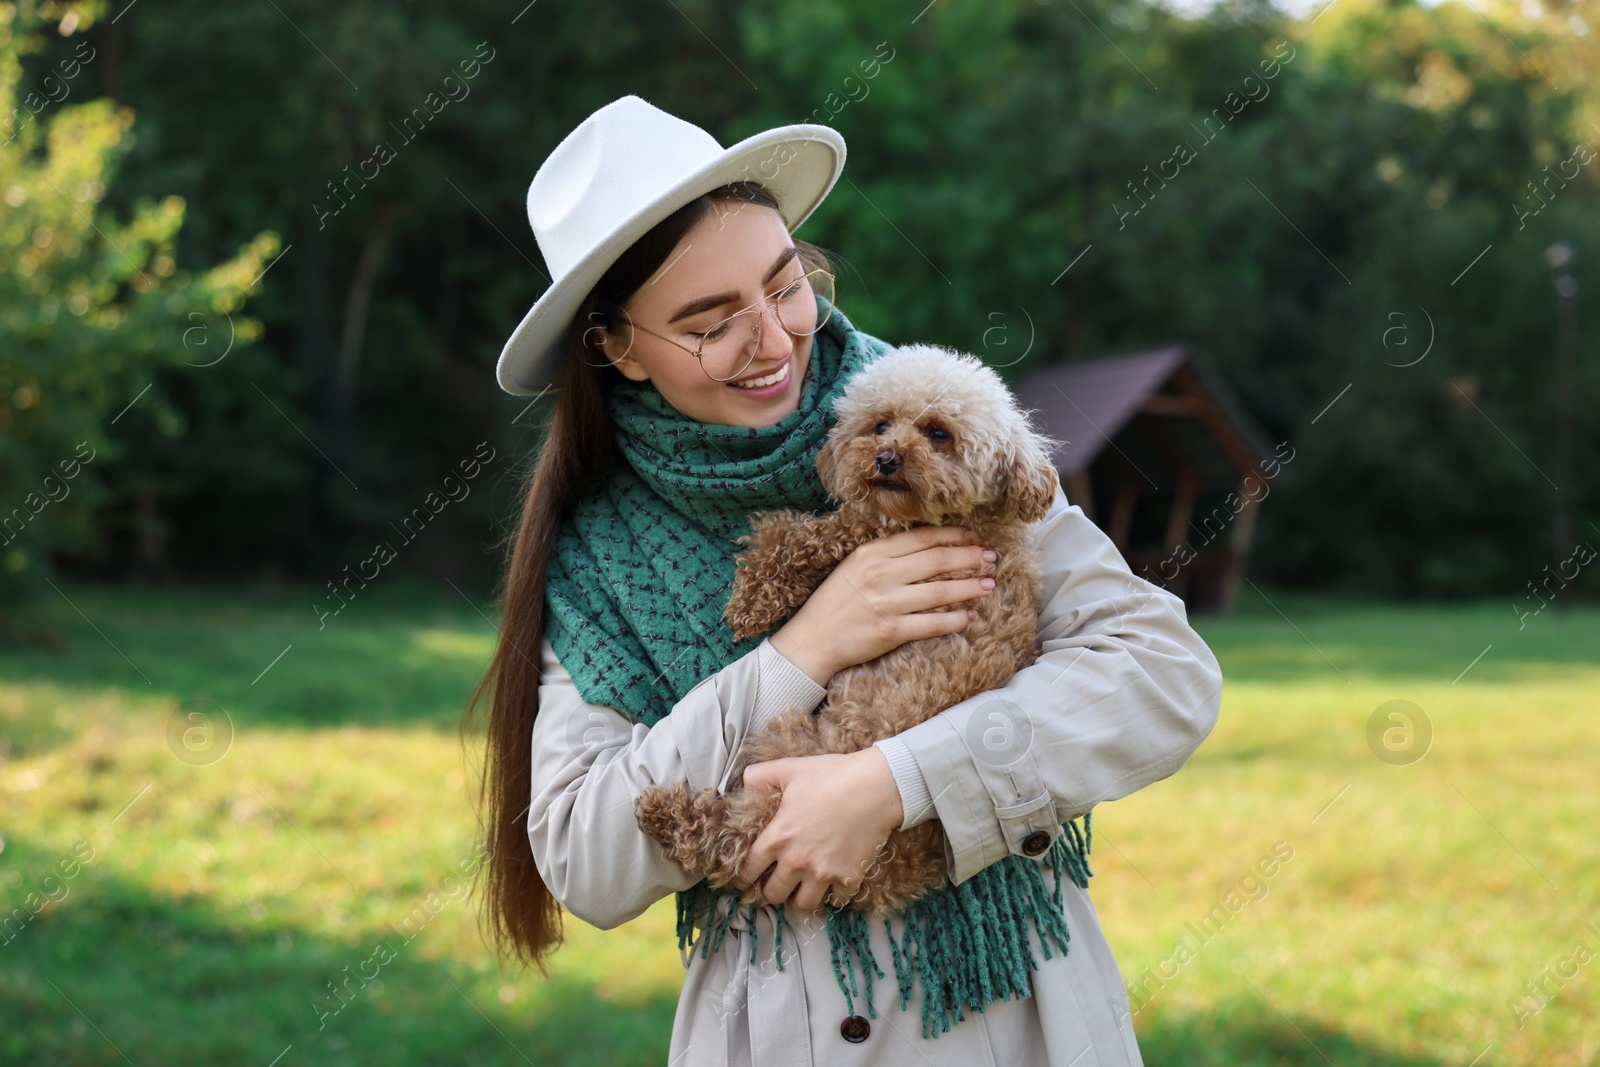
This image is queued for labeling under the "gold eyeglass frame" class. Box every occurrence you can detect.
[590,267,837,383]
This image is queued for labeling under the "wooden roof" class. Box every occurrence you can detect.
[1014,344,1290,491]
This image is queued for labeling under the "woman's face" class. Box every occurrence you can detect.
[599,202,814,429]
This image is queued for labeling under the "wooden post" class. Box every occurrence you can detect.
[1163,469,1199,552]
[1066,468,1094,521]
[1108,479,1139,552]
[1219,478,1263,613]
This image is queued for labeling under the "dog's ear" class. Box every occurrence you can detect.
[816,427,843,499]
[1002,430,1061,524]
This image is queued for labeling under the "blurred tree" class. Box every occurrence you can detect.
[0,0,277,626]
[3,0,1593,600]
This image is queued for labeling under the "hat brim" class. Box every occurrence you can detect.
[495,123,847,397]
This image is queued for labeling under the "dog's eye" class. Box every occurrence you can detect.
[874,420,891,435]
[924,426,951,443]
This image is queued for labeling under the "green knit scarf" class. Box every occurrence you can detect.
[543,302,1094,1040]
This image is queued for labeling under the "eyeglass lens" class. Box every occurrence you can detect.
[699,269,835,383]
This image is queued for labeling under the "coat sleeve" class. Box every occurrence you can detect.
[529,635,830,930]
[873,481,1225,886]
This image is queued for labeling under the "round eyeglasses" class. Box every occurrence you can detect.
[590,268,836,384]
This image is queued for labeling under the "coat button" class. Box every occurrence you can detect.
[1021,830,1052,856]
[840,1015,871,1042]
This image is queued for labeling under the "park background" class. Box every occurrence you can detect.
[1,0,1597,1063]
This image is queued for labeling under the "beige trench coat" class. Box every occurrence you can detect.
[528,483,1224,1066]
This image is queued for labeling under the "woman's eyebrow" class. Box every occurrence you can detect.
[666,245,800,325]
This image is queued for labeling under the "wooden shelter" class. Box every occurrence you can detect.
[1014,344,1290,614]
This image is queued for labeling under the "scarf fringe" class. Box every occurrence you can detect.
[675,811,1095,1041]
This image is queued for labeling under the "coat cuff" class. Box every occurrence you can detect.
[893,711,1015,884]
[749,637,830,737]
[872,736,936,831]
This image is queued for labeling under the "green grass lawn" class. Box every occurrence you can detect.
[1,580,1595,1065]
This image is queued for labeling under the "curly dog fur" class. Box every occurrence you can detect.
[634,343,1063,918]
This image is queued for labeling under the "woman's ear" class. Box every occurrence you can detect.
[588,312,650,382]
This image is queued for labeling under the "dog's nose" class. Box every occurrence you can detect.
[875,451,901,475]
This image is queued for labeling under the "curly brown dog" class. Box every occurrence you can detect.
[634,342,1063,918]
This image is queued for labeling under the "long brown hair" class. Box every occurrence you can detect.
[463,179,838,973]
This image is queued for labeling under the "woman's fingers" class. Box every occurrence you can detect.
[877,537,993,580]
[731,752,905,914]
[778,869,831,913]
[877,524,976,557]
[889,606,974,643]
[887,546,996,606]
[858,548,994,614]
[901,576,995,614]
[738,843,773,889]
[742,758,785,793]
[906,542,994,579]
[761,863,800,907]
[792,525,996,675]
[792,879,825,913]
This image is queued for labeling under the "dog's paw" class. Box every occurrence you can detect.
[724,582,797,639]
[634,784,690,848]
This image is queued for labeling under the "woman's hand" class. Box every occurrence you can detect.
[731,747,905,912]
[769,525,998,686]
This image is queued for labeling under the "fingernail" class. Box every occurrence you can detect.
[982,550,997,562]
[966,608,975,619]
[980,577,995,589]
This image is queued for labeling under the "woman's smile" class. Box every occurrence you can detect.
[598,204,814,428]
[725,353,794,398]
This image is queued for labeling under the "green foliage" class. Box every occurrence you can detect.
[1,0,1595,599]
[0,0,278,614]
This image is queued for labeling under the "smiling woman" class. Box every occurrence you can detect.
[578,193,837,427]
[465,95,1223,1067]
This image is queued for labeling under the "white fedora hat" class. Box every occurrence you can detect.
[495,95,848,396]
